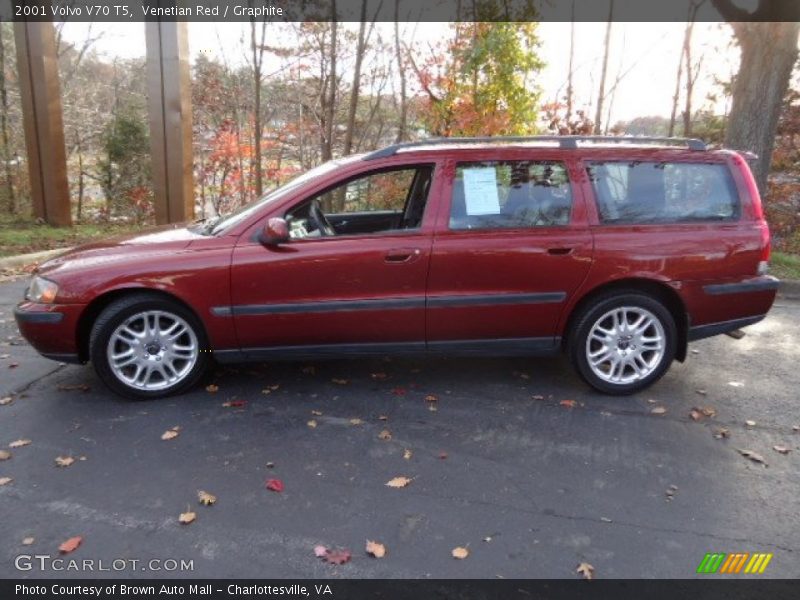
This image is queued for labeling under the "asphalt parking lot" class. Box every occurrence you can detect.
[0,276,798,579]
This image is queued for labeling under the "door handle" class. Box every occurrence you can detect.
[547,247,573,256]
[385,248,421,263]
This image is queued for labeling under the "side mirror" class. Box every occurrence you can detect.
[261,217,290,245]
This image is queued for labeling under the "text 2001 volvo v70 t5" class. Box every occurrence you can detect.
[15,136,779,399]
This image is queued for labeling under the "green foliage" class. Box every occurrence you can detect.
[96,109,151,220]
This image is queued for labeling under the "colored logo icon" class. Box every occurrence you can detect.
[696,552,773,574]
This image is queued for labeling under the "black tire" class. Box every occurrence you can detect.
[89,293,210,400]
[568,291,677,395]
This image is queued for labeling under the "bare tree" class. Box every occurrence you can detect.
[0,25,15,213]
[394,0,408,142]
[594,0,614,133]
[566,0,576,124]
[711,0,800,192]
[250,15,268,196]
[682,1,706,136]
[321,1,338,162]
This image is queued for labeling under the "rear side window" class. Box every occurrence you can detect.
[450,161,572,230]
[587,161,740,224]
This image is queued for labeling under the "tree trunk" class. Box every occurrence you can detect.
[394,0,407,143]
[724,22,799,193]
[250,19,266,197]
[594,0,614,133]
[0,25,16,213]
[322,6,337,163]
[566,0,575,124]
[343,0,368,156]
[682,8,700,137]
[668,27,686,137]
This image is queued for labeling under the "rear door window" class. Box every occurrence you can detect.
[586,161,740,224]
[450,161,572,230]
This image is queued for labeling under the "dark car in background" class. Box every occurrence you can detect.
[15,136,779,399]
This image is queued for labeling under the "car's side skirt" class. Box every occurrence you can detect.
[213,337,561,364]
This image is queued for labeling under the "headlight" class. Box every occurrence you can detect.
[25,276,59,303]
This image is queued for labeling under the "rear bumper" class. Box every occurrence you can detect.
[14,301,85,362]
[702,276,780,296]
[688,314,765,342]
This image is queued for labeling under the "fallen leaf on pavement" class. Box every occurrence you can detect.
[695,389,707,396]
[689,409,703,422]
[378,415,389,421]
[378,429,392,441]
[576,562,594,580]
[386,476,412,488]
[314,545,328,558]
[58,536,82,554]
[266,479,284,492]
[665,484,678,499]
[307,419,318,429]
[403,449,412,460]
[428,403,438,412]
[8,363,18,369]
[728,381,744,387]
[331,378,349,385]
[57,383,91,392]
[745,420,756,427]
[222,399,246,408]
[737,448,767,466]
[161,427,180,441]
[325,549,351,565]
[713,428,730,439]
[425,394,438,403]
[0,396,12,406]
[439,451,448,459]
[22,537,34,546]
[600,517,612,523]
[773,445,790,455]
[792,425,799,433]
[699,406,716,417]
[365,540,386,558]
[266,461,275,468]
[179,510,196,525]
[9,439,31,448]
[560,399,577,409]
[311,410,323,416]
[205,384,219,393]
[349,418,364,426]
[0,450,10,461]
[197,490,217,505]
[532,395,545,401]
[651,407,667,415]
[452,546,469,559]
[0,477,12,485]
[55,456,74,467]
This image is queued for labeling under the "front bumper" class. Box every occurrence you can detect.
[14,301,86,364]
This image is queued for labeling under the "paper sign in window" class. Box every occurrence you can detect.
[462,168,500,215]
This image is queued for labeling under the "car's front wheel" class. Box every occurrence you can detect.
[90,294,209,400]
[569,292,676,395]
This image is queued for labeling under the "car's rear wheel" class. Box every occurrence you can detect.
[90,294,209,400]
[569,292,676,395]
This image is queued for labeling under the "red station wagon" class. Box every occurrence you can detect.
[15,136,779,399]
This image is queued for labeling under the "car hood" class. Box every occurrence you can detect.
[37,224,205,276]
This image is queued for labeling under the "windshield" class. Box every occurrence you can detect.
[204,159,349,235]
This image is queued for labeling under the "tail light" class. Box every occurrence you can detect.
[758,224,771,276]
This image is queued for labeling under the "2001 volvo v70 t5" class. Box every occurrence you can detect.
[15,136,779,399]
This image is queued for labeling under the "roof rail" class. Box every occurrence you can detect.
[363,135,707,160]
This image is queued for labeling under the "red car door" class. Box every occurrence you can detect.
[425,154,593,351]
[226,163,439,357]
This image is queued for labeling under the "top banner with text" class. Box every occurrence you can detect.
[3,0,800,23]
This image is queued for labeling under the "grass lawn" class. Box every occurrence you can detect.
[0,215,145,258]
[771,251,800,281]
